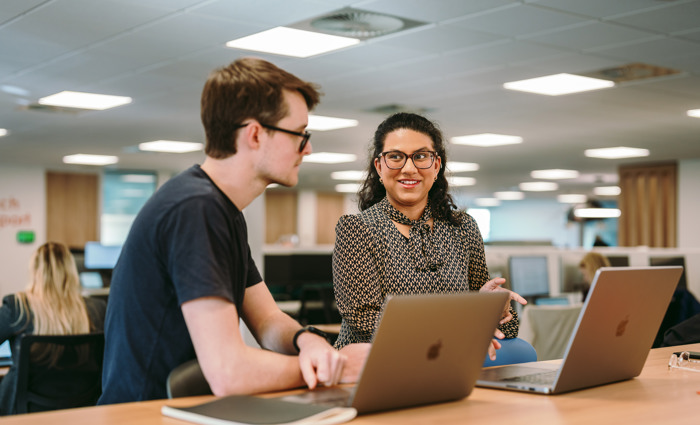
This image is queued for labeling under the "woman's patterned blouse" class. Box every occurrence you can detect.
[332,197,519,348]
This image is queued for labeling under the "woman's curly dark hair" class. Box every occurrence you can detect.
[357,112,461,225]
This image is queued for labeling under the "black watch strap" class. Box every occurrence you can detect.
[292,326,330,353]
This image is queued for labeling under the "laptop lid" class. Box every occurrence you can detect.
[477,266,682,394]
[350,291,509,414]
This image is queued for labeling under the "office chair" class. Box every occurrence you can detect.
[482,338,537,367]
[166,358,212,398]
[15,333,104,414]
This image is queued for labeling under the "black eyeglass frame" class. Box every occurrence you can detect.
[235,122,311,153]
[377,150,439,170]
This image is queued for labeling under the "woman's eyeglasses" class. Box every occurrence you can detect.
[378,150,438,170]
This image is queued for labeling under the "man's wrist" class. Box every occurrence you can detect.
[292,326,330,353]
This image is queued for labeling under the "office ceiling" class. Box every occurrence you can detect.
[1,0,700,206]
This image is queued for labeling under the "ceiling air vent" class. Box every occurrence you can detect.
[583,63,683,84]
[291,8,427,41]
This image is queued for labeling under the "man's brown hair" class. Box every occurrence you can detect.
[201,57,321,159]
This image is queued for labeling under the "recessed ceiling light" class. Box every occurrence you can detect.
[139,140,204,153]
[330,170,366,180]
[531,169,580,179]
[308,115,359,131]
[519,182,559,191]
[120,174,156,184]
[446,161,479,172]
[335,183,361,193]
[63,154,118,166]
[557,194,587,203]
[503,73,614,96]
[303,152,357,164]
[451,133,523,147]
[474,198,501,207]
[447,176,476,186]
[687,109,700,118]
[594,186,622,196]
[39,91,132,110]
[225,27,359,58]
[494,191,525,200]
[584,146,649,159]
[573,208,621,218]
[0,128,8,137]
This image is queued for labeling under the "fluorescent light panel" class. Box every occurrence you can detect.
[557,194,587,204]
[451,133,522,147]
[474,198,501,207]
[330,170,366,181]
[308,115,359,131]
[687,109,700,118]
[447,176,476,186]
[503,73,614,96]
[304,152,357,164]
[139,140,204,153]
[531,169,579,179]
[594,186,621,196]
[335,183,361,193]
[446,161,479,172]
[63,154,118,166]
[584,146,649,159]
[494,191,525,200]
[226,27,360,58]
[39,91,131,110]
[574,208,621,218]
[519,181,559,191]
[0,128,7,137]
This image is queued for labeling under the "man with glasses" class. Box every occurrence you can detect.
[99,57,368,404]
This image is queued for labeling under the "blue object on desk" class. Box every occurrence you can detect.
[483,337,537,367]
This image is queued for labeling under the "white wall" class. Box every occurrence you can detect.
[678,159,700,249]
[0,166,46,297]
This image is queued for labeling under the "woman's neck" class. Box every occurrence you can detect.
[388,198,428,221]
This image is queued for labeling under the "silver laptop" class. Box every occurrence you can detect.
[477,266,683,394]
[280,291,509,414]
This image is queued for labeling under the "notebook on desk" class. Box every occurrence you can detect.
[279,291,510,414]
[477,266,683,394]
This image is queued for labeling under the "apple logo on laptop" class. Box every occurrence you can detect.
[615,315,630,337]
[427,340,442,360]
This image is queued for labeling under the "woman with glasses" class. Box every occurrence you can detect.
[332,113,525,360]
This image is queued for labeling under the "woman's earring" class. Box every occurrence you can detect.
[379,177,383,184]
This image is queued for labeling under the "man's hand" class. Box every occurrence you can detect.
[297,332,346,389]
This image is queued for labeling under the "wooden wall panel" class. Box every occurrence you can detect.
[618,162,677,247]
[315,192,345,245]
[265,191,297,244]
[46,171,98,249]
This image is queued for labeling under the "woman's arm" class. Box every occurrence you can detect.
[332,215,384,348]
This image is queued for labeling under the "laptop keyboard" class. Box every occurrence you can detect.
[502,370,557,386]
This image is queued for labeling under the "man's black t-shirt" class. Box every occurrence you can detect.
[98,165,262,404]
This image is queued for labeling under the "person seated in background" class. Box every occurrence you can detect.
[332,112,526,361]
[0,242,106,415]
[578,252,611,301]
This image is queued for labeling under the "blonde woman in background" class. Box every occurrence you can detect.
[579,252,611,301]
[0,242,106,415]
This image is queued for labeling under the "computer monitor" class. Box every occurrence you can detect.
[507,255,550,297]
[649,256,686,289]
[606,255,630,267]
[84,242,122,269]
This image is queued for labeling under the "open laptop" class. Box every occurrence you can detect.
[0,340,12,367]
[477,266,683,394]
[279,291,510,414]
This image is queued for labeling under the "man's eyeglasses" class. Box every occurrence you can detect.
[236,122,311,153]
[378,150,438,170]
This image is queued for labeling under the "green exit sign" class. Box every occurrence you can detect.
[16,230,35,244]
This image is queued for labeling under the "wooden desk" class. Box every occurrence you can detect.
[3,344,698,424]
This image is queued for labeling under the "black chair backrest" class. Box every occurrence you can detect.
[15,333,105,414]
[166,358,212,399]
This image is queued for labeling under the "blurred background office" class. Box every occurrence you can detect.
[1,1,700,331]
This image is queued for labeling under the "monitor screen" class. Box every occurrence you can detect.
[649,256,686,289]
[606,255,630,267]
[508,255,550,297]
[84,242,122,269]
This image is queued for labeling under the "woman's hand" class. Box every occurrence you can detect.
[479,277,527,325]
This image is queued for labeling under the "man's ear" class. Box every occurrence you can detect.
[240,121,262,152]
